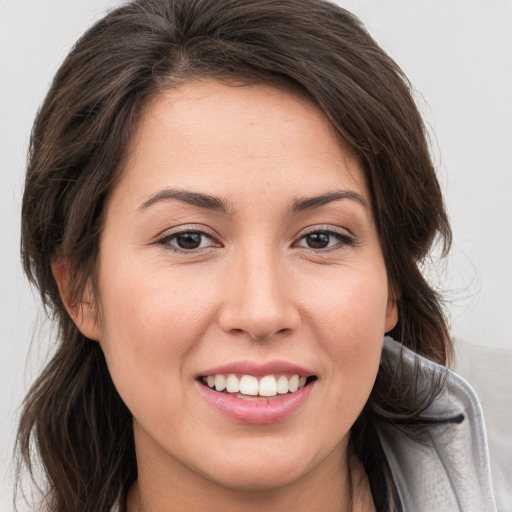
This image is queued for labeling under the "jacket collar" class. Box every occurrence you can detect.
[376,337,496,511]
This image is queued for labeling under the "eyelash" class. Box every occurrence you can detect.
[155,226,355,254]
[155,227,219,253]
[293,227,355,252]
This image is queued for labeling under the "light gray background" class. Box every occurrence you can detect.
[1,1,511,510]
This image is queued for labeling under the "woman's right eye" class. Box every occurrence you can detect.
[157,230,219,252]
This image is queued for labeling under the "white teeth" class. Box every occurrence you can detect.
[259,375,277,397]
[289,375,299,393]
[239,375,259,395]
[203,373,310,397]
[225,374,240,393]
[214,374,226,391]
[276,375,289,394]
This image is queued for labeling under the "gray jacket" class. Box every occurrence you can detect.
[377,337,497,511]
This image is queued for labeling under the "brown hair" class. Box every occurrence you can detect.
[18,0,452,510]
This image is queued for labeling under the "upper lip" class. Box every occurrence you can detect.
[198,360,315,378]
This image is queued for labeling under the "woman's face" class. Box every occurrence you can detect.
[84,80,397,493]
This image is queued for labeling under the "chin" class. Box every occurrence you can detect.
[203,460,310,492]
[194,435,341,493]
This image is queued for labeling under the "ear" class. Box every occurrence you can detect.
[52,258,102,341]
[384,294,399,334]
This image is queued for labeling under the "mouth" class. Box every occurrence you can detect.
[199,373,318,400]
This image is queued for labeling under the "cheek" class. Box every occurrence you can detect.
[307,262,390,340]
[309,265,388,401]
[100,257,215,343]
[94,258,218,413]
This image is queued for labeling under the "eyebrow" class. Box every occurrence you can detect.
[138,188,234,214]
[289,190,367,213]
[138,188,366,215]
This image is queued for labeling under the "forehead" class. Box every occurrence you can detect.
[115,79,368,210]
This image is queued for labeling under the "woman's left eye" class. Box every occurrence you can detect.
[157,230,218,252]
[294,230,353,250]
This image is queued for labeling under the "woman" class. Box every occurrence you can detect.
[17,0,496,511]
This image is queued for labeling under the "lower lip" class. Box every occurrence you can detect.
[196,381,314,425]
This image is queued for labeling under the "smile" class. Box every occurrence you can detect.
[196,362,317,423]
[201,373,313,398]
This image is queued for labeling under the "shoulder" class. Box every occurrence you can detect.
[376,337,497,512]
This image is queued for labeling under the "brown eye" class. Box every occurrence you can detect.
[175,232,203,249]
[158,230,219,252]
[295,229,354,250]
[305,232,330,249]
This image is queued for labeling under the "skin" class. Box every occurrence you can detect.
[58,80,397,511]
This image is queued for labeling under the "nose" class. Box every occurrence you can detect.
[218,251,301,341]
